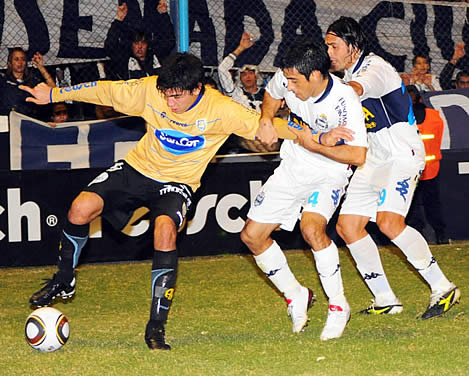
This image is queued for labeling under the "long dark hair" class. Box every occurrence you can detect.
[326,17,369,56]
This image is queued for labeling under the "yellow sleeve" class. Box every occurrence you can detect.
[52,77,156,117]
[216,96,301,141]
[272,118,296,140]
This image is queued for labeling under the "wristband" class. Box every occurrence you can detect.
[49,88,53,103]
[318,132,324,145]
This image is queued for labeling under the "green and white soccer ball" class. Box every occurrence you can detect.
[25,307,70,352]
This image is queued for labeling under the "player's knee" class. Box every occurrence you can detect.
[154,216,177,250]
[240,225,255,247]
[300,224,325,246]
[336,217,354,243]
[376,216,405,239]
[68,192,103,225]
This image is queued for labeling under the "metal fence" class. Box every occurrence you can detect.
[0,0,467,83]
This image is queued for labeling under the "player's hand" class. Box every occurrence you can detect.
[19,83,52,105]
[256,118,278,145]
[320,124,354,146]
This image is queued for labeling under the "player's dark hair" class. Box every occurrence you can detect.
[326,17,368,55]
[280,40,331,79]
[156,53,204,93]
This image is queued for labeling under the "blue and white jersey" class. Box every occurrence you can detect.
[344,53,425,163]
[267,70,367,176]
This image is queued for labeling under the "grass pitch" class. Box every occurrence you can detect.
[0,242,467,376]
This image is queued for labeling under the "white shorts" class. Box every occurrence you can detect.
[340,157,424,221]
[247,161,350,231]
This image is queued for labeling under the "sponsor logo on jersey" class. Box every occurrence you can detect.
[59,81,97,94]
[155,129,205,155]
[362,106,377,129]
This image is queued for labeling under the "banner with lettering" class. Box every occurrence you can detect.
[9,111,146,170]
[0,0,467,75]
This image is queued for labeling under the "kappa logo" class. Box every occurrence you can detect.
[395,177,411,201]
[331,189,340,206]
[363,272,382,280]
[265,268,281,277]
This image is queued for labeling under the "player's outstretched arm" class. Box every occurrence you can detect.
[19,83,52,105]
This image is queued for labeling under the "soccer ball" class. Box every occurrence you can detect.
[25,307,70,352]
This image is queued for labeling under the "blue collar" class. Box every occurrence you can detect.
[314,74,334,103]
[186,86,205,112]
[352,53,366,74]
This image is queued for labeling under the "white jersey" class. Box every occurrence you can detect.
[344,53,425,163]
[267,69,367,177]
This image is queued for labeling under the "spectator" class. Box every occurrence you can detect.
[0,48,55,117]
[406,85,449,244]
[48,102,69,127]
[439,43,468,89]
[218,32,265,111]
[401,55,442,92]
[104,1,175,80]
[218,32,279,154]
[454,70,469,88]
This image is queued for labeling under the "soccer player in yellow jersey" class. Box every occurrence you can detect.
[21,53,296,350]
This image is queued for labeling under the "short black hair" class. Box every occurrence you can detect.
[280,40,331,79]
[326,17,368,55]
[156,53,204,93]
[456,70,469,82]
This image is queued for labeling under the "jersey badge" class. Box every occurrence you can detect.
[196,119,207,132]
[315,114,328,130]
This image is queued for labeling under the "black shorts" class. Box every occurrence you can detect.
[84,161,193,231]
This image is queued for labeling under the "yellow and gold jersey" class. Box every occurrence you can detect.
[52,76,292,191]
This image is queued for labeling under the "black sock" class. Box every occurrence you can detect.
[56,220,89,282]
[149,250,178,323]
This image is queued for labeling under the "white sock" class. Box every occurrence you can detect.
[253,241,302,300]
[392,226,452,293]
[348,235,399,305]
[312,241,345,305]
